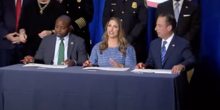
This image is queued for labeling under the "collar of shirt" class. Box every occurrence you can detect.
[15,0,23,6]
[56,33,70,46]
[161,33,174,51]
[173,0,184,12]
[53,33,70,65]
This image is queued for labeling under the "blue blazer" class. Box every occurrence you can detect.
[145,35,196,72]
[0,0,32,49]
[34,34,88,66]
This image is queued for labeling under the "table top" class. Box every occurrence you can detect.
[0,64,178,79]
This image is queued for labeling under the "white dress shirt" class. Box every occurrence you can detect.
[53,34,69,65]
[173,0,184,13]
[161,33,174,51]
[15,0,23,6]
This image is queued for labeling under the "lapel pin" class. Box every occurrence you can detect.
[172,44,175,47]
[186,6,188,8]
[71,42,74,45]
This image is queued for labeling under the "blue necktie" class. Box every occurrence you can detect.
[161,41,167,67]
[174,2,180,22]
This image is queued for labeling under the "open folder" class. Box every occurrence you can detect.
[23,63,68,69]
[132,69,172,74]
[83,67,129,71]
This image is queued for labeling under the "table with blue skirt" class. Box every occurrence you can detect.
[0,64,188,110]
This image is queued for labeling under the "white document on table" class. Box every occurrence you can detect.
[23,63,67,69]
[83,67,129,71]
[131,69,172,74]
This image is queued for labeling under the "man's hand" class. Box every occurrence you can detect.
[62,59,75,66]
[22,56,34,64]
[19,32,27,43]
[110,59,124,68]
[83,60,92,67]
[38,30,52,38]
[6,32,19,42]
[172,64,184,74]
[135,63,146,69]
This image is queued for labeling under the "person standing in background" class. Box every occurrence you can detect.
[57,0,94,55]
[102,0,148,63]
[18,0,66,57]
[0,0,33,67]
[157,0,201,57]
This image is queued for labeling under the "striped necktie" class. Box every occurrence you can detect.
[161,41,167,67]
[174,2,180,22]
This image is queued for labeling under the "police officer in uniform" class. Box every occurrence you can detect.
[58,0,94,55]
[103,0,148,63]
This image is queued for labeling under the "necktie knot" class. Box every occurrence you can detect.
[163,41,167,46]
[175,2,180,7]
[60,37,64,41]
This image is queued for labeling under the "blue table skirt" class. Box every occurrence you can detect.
[0,64,187,110]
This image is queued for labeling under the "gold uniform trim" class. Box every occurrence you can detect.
[144,0,148,8]
[75,17,86,29]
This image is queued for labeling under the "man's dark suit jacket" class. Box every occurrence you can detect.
[145,35,195,72]
[34,34,88,66]
[0,0,32,49]
[157,0,201,54]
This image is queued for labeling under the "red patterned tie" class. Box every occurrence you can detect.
[15,0,21,32]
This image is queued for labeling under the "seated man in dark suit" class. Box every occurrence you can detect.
[136,13,196,74]
[22,15,88,66]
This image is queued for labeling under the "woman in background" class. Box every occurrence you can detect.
[18,0,65,56]
[83,17,136,68]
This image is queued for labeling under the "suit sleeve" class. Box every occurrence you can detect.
[125,46,137,68]
[34,38,45,61]
[0,0,9,38]
[127,1,148,44]
[76,40,88,66]
[102,0,111,29]
[145,42,155,68]
[183,5,201,43]
[89,43,99,66]
[180,42,196,71]
[72,0,94,31]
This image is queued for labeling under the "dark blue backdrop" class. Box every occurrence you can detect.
[89,0,220,109]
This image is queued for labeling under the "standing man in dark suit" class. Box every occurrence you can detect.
[157,0,201,56]
[136,13,195,74]
[0,0,33,67]
[23,15,88,66]
[57,0,94,55]
[102,0,148,63]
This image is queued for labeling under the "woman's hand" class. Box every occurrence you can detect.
[110,59,124,68]
[38,30,52,38]
[83,60,93,67]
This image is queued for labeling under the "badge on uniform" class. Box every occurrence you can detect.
[132,2,137,9]
[111,3,116,5]
[71,41,74,45]
[77,0,81,3]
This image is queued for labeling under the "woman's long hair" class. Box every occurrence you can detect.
[99,17,128,57]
